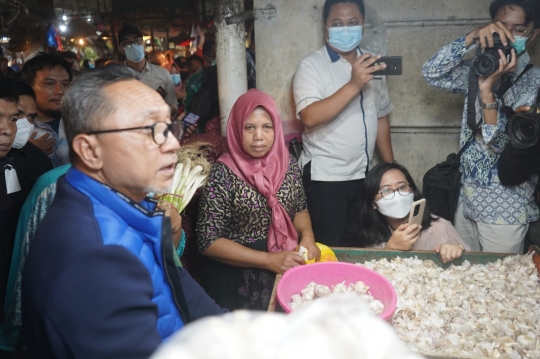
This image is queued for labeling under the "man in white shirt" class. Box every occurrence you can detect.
[118,25,177,116]
[293,0,394,247]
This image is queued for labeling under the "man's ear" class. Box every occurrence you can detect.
[72,134,103,170]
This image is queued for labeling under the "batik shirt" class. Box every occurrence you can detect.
[33,119,70,168]
[422,35,540,225]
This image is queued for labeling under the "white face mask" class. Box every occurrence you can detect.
[375,192,414,219]
[12,118,34,149]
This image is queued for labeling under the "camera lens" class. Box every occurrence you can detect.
[516,120,537,142]
[474,53,498,76]
[507,113,539,149]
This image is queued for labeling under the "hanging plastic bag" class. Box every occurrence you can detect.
[360,3,388,56]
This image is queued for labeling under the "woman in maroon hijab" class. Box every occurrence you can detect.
[196,89,319,311]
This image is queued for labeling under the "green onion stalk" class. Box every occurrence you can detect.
[158,147,212,213]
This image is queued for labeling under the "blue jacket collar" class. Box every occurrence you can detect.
[65,168,162,232]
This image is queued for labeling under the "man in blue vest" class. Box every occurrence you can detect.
[22,66,224,359]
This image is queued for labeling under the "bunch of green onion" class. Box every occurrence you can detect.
[159,147,211,213]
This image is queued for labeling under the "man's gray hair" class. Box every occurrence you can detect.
[62,65,141,151]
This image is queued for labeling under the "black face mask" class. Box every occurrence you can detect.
[180,71,189,82]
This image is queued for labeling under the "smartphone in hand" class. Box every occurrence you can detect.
[183,113,200,131]
[371,56,403,76]
[156,86,168,99]
[408,199,426,226]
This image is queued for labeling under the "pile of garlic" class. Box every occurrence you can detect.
[289,280,385,315]
[359,255,540,359]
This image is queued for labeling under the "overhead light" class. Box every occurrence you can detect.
[78,38,84,45]
[99,30,111,40]
[87,17,92,22]
[59,24,67,32]
[62,14,67,21]
[65,18,98,38]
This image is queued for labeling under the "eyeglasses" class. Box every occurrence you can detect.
[510,27,531,36]
[120,38,144,48]
[88,121,181,145]
[377,184,413,200]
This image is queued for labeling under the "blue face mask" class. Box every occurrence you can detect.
[124,44,145,62]
[511,35,529,55]
[327,25,363,52]
[171,73,181,85]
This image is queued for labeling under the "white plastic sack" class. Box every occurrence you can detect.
[151,294,424,359]
[360,3,388,56]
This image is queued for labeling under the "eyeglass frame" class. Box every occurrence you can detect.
[376,184,413,200]
[87,121,182,145]
[120,37,144,49]
[508,26,532,36]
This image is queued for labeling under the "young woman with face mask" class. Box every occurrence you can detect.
[352,162,469,263]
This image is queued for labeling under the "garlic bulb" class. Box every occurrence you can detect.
[369,300,385,315]
[314,284,331,298]
[359,254,540,358]
[352,281,370,294]
[290,280,384,316]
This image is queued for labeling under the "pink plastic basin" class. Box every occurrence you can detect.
[276,262,397,321]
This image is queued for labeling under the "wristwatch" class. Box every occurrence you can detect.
[480,99,498,110]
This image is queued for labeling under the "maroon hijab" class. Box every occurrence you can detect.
[219,89,298,253]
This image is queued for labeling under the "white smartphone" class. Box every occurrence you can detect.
[408,199,426,226]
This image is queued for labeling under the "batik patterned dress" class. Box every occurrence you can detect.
[196,156,306,310]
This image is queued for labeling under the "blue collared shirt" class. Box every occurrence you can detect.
[422,35,540,225]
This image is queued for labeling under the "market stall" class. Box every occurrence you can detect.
[269,247,540,359]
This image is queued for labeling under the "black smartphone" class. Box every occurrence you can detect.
[371,56,403,76]
[156,86,168,99]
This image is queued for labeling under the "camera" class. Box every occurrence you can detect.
[506,105,540,149]
[472,33,513,76]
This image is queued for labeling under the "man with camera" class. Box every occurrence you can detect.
[422,0,540,253]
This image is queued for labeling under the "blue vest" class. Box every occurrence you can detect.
[65,169,183,338]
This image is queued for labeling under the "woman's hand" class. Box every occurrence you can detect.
[434,243,464,263]
[299,236,321,262]
[385,223,421,251]
[267,251,304,274]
